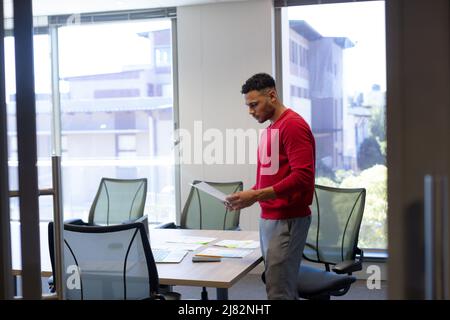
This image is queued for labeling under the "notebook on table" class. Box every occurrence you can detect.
[152,248,188,263]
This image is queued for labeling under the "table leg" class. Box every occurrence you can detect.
[13,275,17,296]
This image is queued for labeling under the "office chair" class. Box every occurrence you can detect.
[160,180,243,299]
[48,177,147,292]
[181,180,243,230]
[49,222,180,300]
[160,180,243,230]
[88,177,147,226]
[297,184,366,300]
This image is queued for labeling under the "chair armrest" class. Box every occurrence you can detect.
[64,218,87,226]
[155,222,178,229]
[332,260,362,274]
[47,276,55,293]
[122,216,146,225]
[146,293,166,300]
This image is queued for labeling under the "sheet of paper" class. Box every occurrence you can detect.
[151,243,203,251]
[195,247,252,258]
[191,181,229,203]
[166,235,216,245]
[213,240,260,249]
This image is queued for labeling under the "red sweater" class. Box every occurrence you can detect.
[254,108,315,219]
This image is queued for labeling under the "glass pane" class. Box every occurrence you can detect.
[283,1,387,249]
[5,33,53,192]
[58,19,176,224]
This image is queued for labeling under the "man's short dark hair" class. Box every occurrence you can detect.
[241,73,276,94]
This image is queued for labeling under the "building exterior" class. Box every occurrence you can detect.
[343,85,386,170]
[288,20,354,173]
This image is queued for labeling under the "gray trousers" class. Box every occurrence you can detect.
[259,215,311,300]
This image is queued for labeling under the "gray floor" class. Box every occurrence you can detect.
[173,273,387,300]
[33,273,387,300]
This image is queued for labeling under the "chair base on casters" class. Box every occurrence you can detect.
[159,285,182,300]
[297,265,356,300]
[161,292,182,300]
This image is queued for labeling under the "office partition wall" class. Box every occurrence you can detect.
[386,0,450,300]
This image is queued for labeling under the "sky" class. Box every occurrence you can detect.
[288,1,386,95]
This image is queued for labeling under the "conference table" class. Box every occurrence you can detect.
[12,228,263,300]
[150,228,263,300]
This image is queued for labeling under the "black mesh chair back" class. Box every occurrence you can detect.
[296,185,366,300]
[180,180,243,230]
[62,222,159,300]
[303,184,366,266]
[88,178,147,226]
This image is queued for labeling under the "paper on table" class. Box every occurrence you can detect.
[152,243,203,251]
[166,235,216,244]
[191,181,229,203]
[214,240,260,249]
[195,247,252,258]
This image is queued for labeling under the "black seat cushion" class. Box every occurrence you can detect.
[298,264,356,297]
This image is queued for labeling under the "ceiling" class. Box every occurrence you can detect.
[3,0,245,18]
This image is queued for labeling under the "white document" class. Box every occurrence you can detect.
[214,240,260,249]
[152,243,203,251]
[191,181,229,203]
[166,235,216,245]
[195,247,252,258]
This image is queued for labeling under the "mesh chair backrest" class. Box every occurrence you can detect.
[88,178,147,225]
[304,185,366,264]
[181,180,243,230]
[62,223,158,300]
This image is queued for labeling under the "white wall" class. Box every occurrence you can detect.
[177,0,274,230]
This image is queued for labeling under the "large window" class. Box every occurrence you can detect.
[4,15,177,291]
[57,19,176,224]
[281,1,387,249]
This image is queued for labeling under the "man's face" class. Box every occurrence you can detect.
[244,89,276,123]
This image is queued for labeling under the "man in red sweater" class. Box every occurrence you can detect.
[226,73,315,300]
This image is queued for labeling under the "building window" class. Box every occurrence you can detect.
[155,47,171,67]
[147,83,154,96]
[115,112,135,130]
[290,40,299,65]
[117,134,136,155]
[155,84,163,96]
[290,85,310,99]
[93,88,140,99]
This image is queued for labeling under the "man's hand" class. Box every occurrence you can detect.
[225,190,258,211]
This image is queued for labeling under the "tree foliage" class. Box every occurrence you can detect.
[357,137,384,170]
